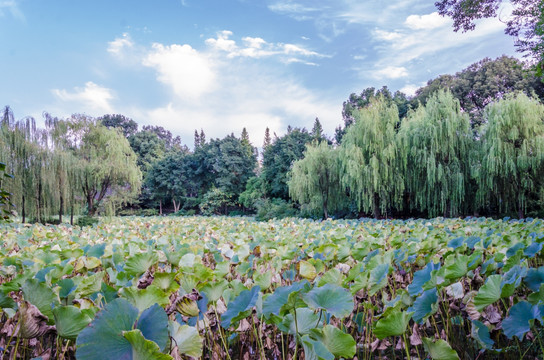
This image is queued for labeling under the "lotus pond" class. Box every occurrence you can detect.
[0,216,544,359]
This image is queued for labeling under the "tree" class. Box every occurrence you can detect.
[311,118,324,141]
[99,114,138,138]
[398,90,473,217]
[337,86,409,144]
[145,150,189,213]
[0,162,14,222]
[128,130,167,173]
[261,128,313,199]
[435,0,544,74]
[476,93,544,218]
[239,176,267,210]
[413,56,544,128]
[50,115,142,216]
[339,96,404,218]
[288,141,345,219]
[141,125,182,150]
[263,127,272,149]
[207,135,257,197]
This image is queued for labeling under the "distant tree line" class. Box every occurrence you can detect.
[0,55,543,222]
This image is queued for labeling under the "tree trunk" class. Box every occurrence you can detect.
[22,194,26,223]
[373,193,380,219]
[322,190,329,220]
[59,193,64,223]
[70,204,74,226]
[518,204,524,219]
[159,200,163,215]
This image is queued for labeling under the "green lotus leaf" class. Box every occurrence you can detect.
[368,263,390,295]
[53,305,92,340]
[280,307,321,335]
[373,309,412,339]
[471,320,494,350]
[262,281,310,317]
[201,279,229,303]
[122,329,173,360]
[221,286,260,328]
[169,321,203,358]
[317,268,343,287]
[137,303,169,350]
[408,288,438,324]
[0,291,16,309]
[299,261,317,280]
[254,272,272,290]
[151,272,179,293]
[301,335,334,360]
[302,284,354,319]
[422,338,460,360]
[76,298,139,360]
[444,255,468,280]
[76,298,169,359]
[502,301,541,340]
[124,252,158,277]
[120,285,169,313]
[473,275,502,311]
[22,278,59,323]
[311,325,356,358]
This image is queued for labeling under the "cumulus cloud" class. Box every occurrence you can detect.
[102,31,340,147]
[143,43,216,100]
[52,82,115,114]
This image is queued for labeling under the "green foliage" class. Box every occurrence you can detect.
[398,90,473,217]
[0,162,13,222]
[76,216,100,227]
[289,141,345,219]
[413,56,544,128]
[262,128,312,199]
[476,93,544,218]
[339,96,403,217]
[199,188,235,215]
[239,176,267,209]
[254,198,299,220]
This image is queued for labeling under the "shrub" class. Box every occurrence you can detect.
[255,198,299,221]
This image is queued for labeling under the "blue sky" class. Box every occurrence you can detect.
[1,0,516,147]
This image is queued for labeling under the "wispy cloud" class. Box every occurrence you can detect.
[107,33,134,56]
[0,0,25,22]
[205,30,329,63]
[52,82,115,114]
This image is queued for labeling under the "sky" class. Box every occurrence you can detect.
[0,0,517,148]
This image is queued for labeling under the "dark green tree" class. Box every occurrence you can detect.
[99,114,138,138]
[263,127,272,149]
[262,128,313,199]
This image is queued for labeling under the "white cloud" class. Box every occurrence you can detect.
[142,43,216,100]
[205,30,328,62]
[52,82,115,114]
[375,66,409,79]
[0,0,24,21]
[99,31,341,147]
[107,33,134,56]
[405,12,449,30]
[399,84,421,96]
[373,29,403,41]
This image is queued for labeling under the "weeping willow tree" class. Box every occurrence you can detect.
[288,141,345,219]
[339,96,403,218]
[0,108,56,223]
[398,90,473,217]
[476,93,544,218]
[48,115,142,216]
